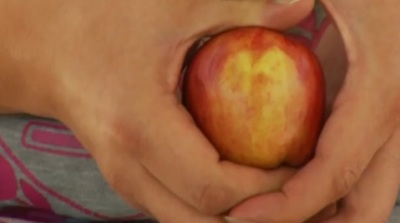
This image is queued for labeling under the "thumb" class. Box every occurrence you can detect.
[195,0,315,35]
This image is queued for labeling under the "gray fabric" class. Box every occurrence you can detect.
[0,114,143,221]
[1,114,400,222]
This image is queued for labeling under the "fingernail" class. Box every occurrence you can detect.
[224,216,257,223]
[274,0,301,4]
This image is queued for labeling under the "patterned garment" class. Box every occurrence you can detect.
[0,4,399,223]
[0,115,149,222]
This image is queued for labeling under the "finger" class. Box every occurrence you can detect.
[323,129,400,223]
[96,153,227,223]
[228,96,395,222]
[189,0,315,36]
[135,97,296,215]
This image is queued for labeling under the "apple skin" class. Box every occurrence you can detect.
[183,27,325,169]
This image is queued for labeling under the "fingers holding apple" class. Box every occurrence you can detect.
[179,9,348,222]
[193,0,400,222]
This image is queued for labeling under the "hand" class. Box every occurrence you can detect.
[0,1,315,222]
[227,0,400,222]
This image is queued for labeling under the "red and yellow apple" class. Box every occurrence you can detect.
[183,27,325,169]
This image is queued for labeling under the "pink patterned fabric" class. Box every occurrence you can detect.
[0,120,148,221]
[0,153,17,201]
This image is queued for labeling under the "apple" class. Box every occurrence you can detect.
[182,27,325,169]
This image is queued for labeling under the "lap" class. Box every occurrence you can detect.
[0,114,146,221]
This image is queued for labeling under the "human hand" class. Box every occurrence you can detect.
[227,0,400,222]
[0,0,316,222]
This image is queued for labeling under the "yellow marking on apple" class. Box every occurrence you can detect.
[214,47,307,167]
[183,27,324,169]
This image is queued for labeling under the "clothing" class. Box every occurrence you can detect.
[0,114,146,222]
[0,4,399,223]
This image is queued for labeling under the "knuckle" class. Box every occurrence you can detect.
[193,182,232,215]
[105,117,146,155]
[332,165,361,199]
[89,116,146,159]
[111,123,142,148]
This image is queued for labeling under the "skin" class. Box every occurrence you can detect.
[0,1,315,223]
[229,0,400,222]
[1,0,398,223]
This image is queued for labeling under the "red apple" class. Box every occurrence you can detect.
[183,27,325,169]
